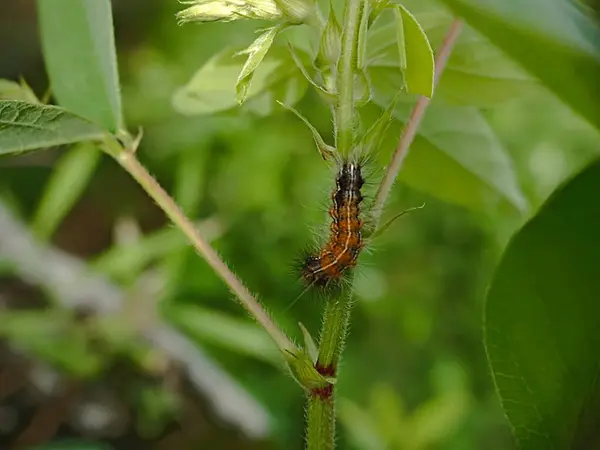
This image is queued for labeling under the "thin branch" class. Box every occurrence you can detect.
[114,150,295,354]
[372,19,464,222]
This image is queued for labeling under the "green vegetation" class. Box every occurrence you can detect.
[0,0,599,449]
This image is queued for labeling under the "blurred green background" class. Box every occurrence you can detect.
[0,1,598,449]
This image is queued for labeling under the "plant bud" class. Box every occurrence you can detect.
[316,7,341,68]
[274,0,315,24]
[176,0,283,24]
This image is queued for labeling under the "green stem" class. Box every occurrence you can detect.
[307,387,335,450]
[335,0,364,155]
[306,1,364,448]
[108,144,295,355]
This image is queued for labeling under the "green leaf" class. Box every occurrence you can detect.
[288,44,336,101]
[237,26,281,105]
[284,348,336,390]
[370,98,527,214]
[360,90,400,157]
[32,142,101,240]
[173,45,307,115]
[485,158,600,450]
[437,0,600,129]
[393,7,406,72]
[37,0,122,132]
[393,4,434,97]
[368,3,535,107]
[299,322,318,363]
[166,305,280,364]
[0,310,104,377]
[0,79,39,103]
[0,100,105,156]
[316,6,342,69]
[93,225,191,282]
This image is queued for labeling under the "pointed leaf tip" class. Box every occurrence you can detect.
[236,26,281,105]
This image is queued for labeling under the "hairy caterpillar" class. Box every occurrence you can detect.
[300,159,366,288]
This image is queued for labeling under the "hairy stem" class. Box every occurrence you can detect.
[306,1,364,449]
[113,148,295,354]
[372,19,463,223]
[335,0,364,155]
[306,17,463,450]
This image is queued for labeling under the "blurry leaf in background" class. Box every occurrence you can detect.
[338,396,387,450]
[367,99,528,215]
[37,0,123,132]
[0,310,104,377]
[436,0,600,129]
[136,385,180,439]
[0,100,105,156]
[32,442,114,450]
[486,158,600,449]
[0,78,40,103]
[92,218,222,284]
[392,4,434,97]
[166,304,280,364]
[173,45,308,115]
[339,361,469,450]
[32,142,101,241]
[368,3,536,107]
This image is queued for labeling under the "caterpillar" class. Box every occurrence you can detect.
[300,159,366,288]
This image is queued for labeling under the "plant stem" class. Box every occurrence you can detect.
[372,19,463,224]
[335,0,363,154]
[306,1,363,448]
[307,383,335,450]
[113,149,295,354]
[305,17,463,450]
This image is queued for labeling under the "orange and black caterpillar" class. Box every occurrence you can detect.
[300,160,365,287]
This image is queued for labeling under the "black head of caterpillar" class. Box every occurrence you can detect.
[299,159,366,290]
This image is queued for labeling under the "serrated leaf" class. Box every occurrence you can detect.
[437,0,600,129]
[236,26,281,105]
[0,100,105,156]
[368,2,536,106]
[393,4,434,97]
[32,142,101,240]
[37,0,122,132]
[485,158,600,449]
[173,46,307,115]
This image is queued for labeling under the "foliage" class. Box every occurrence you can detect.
[485,159,600,450]
[0,0,599,448]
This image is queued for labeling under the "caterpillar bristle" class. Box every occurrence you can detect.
[297,158,367,293]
